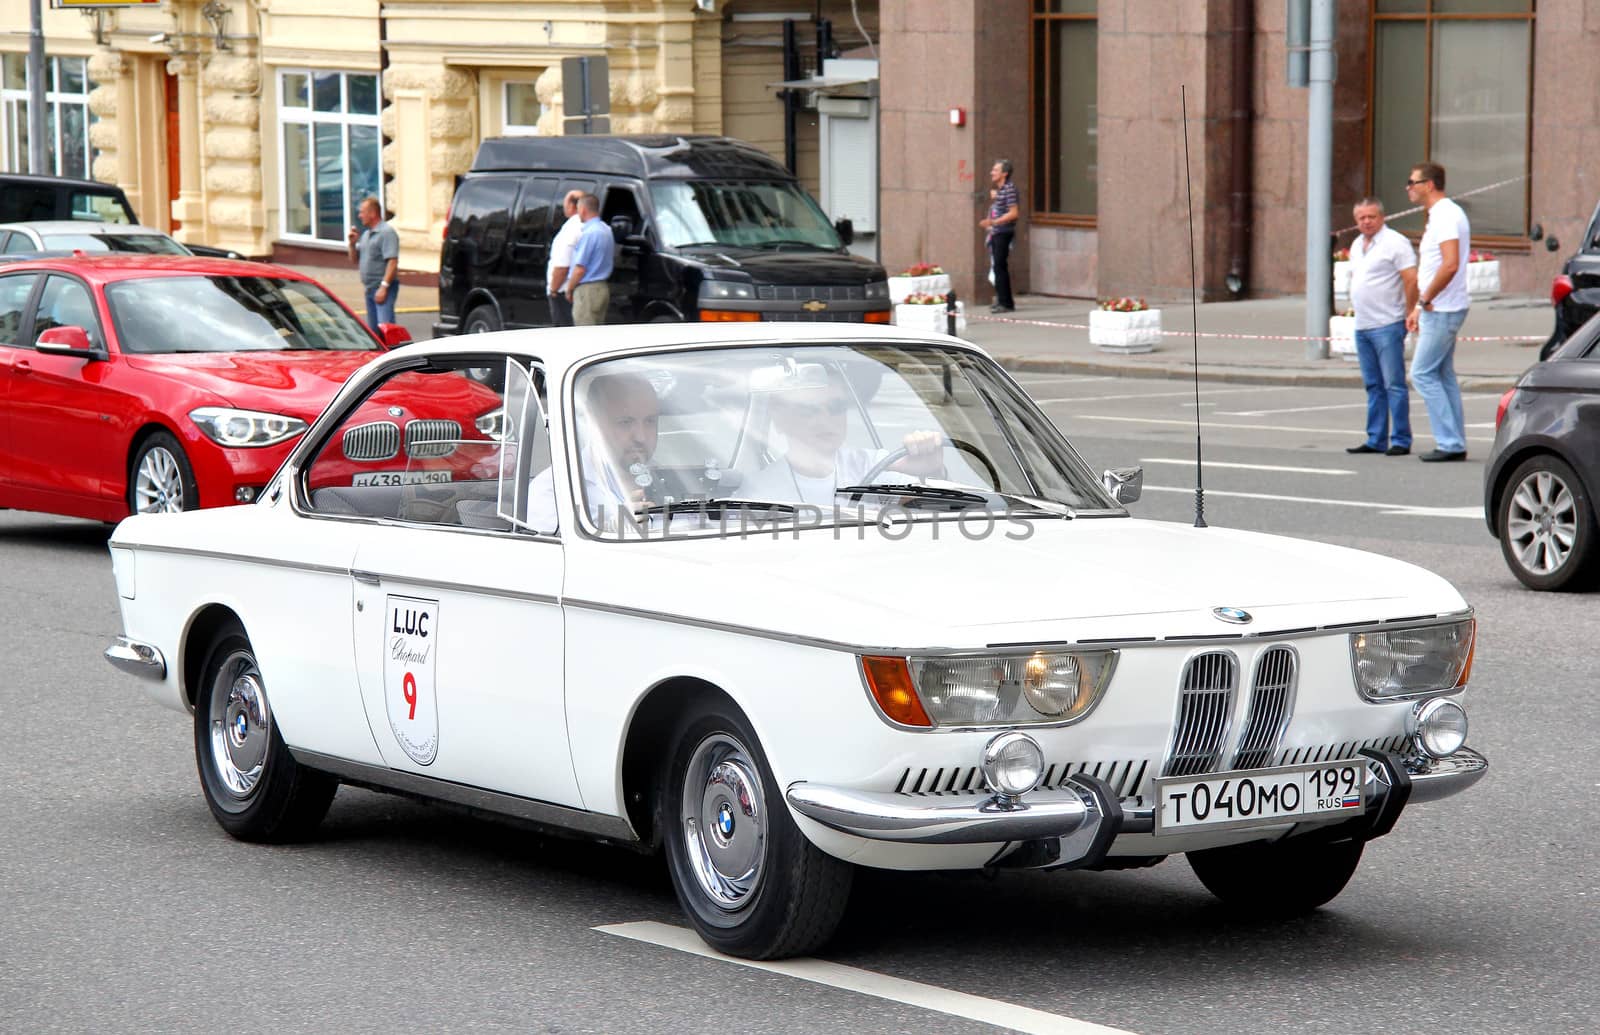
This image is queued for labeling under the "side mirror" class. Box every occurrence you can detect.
[624,234,651,251]
[834,217,854,247]
[35,325,96,357]
[377,323,412,349]
[610,216,636,241]
[1101,466,1143,505]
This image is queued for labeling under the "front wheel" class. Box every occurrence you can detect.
[129,431,198,514]
[195,631,336,842]
[1498,454,1599,592]
[1187,836,1364,918]
[660,700,852,959]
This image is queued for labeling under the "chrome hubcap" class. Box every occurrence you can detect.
[208,651,270,799]
[1506,470,1577,574]
[134,446,185,514]
[680,733,766,910]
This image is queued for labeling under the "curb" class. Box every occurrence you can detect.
[990,353,1519,393]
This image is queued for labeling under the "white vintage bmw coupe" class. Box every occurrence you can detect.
[105,324,1486,959]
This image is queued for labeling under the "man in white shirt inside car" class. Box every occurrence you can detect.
[527,372,659,533]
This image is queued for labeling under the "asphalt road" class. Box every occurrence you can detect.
[1,373,1595,1035]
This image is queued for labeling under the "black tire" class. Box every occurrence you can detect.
[128,431,199,515]
[1497,454,1600,591]
[660,699,852,959]
[463,303,502,335]
[194,631,336,843]
[1187,836,1364,918]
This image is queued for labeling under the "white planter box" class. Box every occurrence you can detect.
[894,300,965,335]
[1467,260,1500,300]
[1329,315,1357,361]
[1333,260,1351,304]
[887,273,951,304]
[1089,308,1162,352]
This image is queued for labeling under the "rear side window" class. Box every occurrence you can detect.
[447,177,520,267]
[0,185,56,222]
[70,191,134,223]
[0,273,39,345]
[512,176,560,245]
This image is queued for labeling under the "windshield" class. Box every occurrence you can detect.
[105,275,378,354]
[42,232,189,255]
[648,180,841,251]
[569,343,1119,538]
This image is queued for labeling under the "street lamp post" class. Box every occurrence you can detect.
[28,0,48,174]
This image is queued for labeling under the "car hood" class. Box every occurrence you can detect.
[119,350,380,417]
[689,248,884,287]
[567,518,1468,649]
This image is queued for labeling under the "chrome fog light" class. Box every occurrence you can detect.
[981,732,1044,800]
[1409,698,1468,759]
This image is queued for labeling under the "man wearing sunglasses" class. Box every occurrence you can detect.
[1403,163,1471,463]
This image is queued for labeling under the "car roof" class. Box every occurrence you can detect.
[399,322,986,377]
[470,134,793,181]
[0,221,171,236]
[0,172,126,191]
[0,254,308,283]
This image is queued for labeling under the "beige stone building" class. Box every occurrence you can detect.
[0,0,878,277]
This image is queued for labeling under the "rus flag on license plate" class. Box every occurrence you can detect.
[1339,794,1361,809]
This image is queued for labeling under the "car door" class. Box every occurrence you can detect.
[0,271,43,493]
[5,273,131,513]
[335,354,578,807]
[505,175,560,327]
[600,182,646,324]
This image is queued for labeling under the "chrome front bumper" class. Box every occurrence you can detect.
[787,748,1488,869]
[104,636,167,681]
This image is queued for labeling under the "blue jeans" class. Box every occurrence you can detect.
[1354,320,1410,450]
[1410,308,1468,454]
[364,281,398,331]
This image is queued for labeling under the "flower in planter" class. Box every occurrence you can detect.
[902,292,950,305]
[1468,250,1495,263]
[1099,297,1149,312]
[1333,248,1350,261]
[900,262,945,277]
[1340,309,1355,318]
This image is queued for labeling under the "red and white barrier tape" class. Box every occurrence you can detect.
[967,311,1544,344]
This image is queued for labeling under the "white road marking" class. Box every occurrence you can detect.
[595,921,1138,1035]
[1222,392,1502,418]
[1139,458,1355,476]
[1032,386,1280,405]
[1062,413,1496,443]
[1142,484,1481,518]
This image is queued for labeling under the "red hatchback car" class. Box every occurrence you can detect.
[0,255,425,521]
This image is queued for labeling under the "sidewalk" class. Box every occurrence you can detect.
[285,261,1548,390]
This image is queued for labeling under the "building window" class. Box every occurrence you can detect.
[1031,1,1097,223]
[278,69,381,243]
[1,54,95,179]
[1371,1,1534,240]
[503,81,544,136]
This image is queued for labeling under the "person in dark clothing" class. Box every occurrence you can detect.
[980,159,1019,313]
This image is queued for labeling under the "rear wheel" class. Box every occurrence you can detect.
[1187,836,1363,918]
[660,699,852,959]
[195,630,336,842]
[129,431,198,514]
[463,304,502,335]
[1498,454,1599,591]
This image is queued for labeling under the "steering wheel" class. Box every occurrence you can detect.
[856,436,1001,491]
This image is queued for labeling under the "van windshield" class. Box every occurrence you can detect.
[649,180,841,251]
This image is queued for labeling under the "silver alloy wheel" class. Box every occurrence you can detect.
[134,446,185,513]
[679,733,767,910]
[207,650,272,800]
[1506,468,1578,574]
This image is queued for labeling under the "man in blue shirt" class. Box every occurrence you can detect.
[562,194,614,326]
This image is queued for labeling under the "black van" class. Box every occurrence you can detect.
[432,135,890,334]
[0,172,138,223]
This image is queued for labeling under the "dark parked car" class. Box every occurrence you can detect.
[0,172,137,224]
[1484,310,1600,590]
[433,135,890,336]
[1541,200,1600,361]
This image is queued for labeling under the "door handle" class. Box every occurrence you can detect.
[350,568,381,585]
[13,359,30,374]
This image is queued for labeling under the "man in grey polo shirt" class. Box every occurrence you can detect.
[346,196,400,330]
[1346,197,1418,456]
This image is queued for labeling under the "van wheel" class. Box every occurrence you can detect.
[463,305,502,335]
[649,314,682,323]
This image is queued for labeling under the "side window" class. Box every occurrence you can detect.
[601,185,643,237]
[512,176,560,245]
[498,357,556,534]
[446,177,520,268]
[0,185,56,222]
[31,276,101,349]
[5,232,39,253]
[72,192,133,223]
[301,357,538,533]
[0,273,40,346]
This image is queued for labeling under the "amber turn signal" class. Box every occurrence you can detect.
[860,655,932,727]
[863,310,892,324]
[1455,619,1476,687]
[698,309,761,322]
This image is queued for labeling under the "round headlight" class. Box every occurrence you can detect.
[981,732,1044,798]
[1410,698,1468,759]
[1022,653,1083,717]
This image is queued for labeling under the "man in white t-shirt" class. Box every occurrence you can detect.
[1345,197,1418,456]
[546,189,584,327]
[1404,162,1471,462]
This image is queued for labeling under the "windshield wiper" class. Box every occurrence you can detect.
[637,497,802,517]
[752,239,830,250]
[836,483,989,507]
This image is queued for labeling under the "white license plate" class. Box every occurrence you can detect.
[351,470,453,487]
[1154,759,1366,834]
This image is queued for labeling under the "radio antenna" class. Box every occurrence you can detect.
[1181,84,1208,529]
